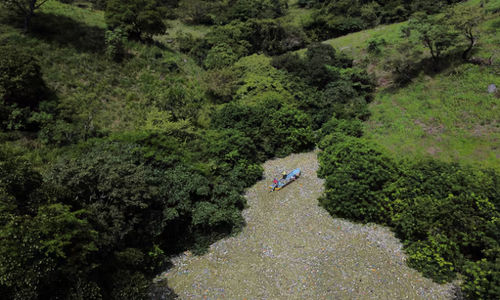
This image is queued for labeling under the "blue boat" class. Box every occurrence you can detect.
[269,168,301,191]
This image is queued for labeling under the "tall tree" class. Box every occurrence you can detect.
[0,0,48,31]
[446,5,484,60]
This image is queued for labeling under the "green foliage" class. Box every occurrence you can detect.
[0,146,42,216]
[0,45,44,105]
[272,44,373,128]
[408,12,458,67]
[220,0,288,23]
[272,43,349,89]
[303,0,462,41]
[384,40,423,86]
[211,101,315,158]
[367,37,386,54]
[0,45,46,130]
[387,160,500,295]
[318,133,500,298]
[318,136,397,223]
[0,147,98,299]
[105,0,168,39]
[105,28,127,62]
[204,66,241,102]
[445,5,484,60]
[462,258,500,299]
[177,0,215,25]
[405,235,457,282]
[203,43,238,69]
[177,0,288,25]
[186,18,307,65]
[318,117,363,141]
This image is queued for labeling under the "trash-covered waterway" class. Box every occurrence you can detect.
[161,151,454,299]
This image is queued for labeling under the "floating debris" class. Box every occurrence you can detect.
[164,151,455,299]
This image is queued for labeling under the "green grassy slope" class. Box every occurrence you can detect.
[0,0,212,168]
[365,65,500,170]
[312,0,500,171]
[1,1,207,131]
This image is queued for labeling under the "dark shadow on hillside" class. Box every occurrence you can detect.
[385,50,480,93]
[29,12,105,53]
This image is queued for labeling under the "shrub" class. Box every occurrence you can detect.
[318,136,397,224]
[0,46,45,108]
[178,0,215,25]
[0,45,46,130]
[204,67,241,103]
[318,117,363,141]
[105,0,167,39]
[203,43,238,69]
[211,101,314,158]
[105,28,127,62]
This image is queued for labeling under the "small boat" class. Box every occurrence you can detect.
[269,168,301,191]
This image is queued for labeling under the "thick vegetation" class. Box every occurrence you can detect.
[302,0,463,40]
[0,0,369,298]
[0,0,498,299]
[318,127,500,299]
[315,1,500,299]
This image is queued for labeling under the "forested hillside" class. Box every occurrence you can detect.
[0,0,498,299]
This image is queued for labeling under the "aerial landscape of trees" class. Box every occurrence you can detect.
[0,0,499,299]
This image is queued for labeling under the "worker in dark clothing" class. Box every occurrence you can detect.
[282,171,287,180]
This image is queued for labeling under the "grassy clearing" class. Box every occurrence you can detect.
[302,0,500,171]
[365,64,500,171]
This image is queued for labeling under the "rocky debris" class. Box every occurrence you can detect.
[488,83,497,94]
[162,151,454,299]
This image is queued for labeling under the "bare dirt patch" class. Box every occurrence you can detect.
[161,151,454,299]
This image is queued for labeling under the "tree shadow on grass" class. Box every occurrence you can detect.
[384,51,474,94]
[30,12,105,53]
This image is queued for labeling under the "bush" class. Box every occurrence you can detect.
[217,0,288,23]
[105,0,167,39]
[318,136,397,224]
[367,38,386,54]
[178,0,215,25]
[105,28,127,62]
[211,101,315,158]
[0,46,45,108]
[203,43,238,69]
[318,117,363,141]
[204,66,241,102]
[0,45,46,130]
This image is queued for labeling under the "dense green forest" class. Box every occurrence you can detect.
[0,0,499,299]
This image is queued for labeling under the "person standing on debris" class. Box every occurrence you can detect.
[282,171,287,180]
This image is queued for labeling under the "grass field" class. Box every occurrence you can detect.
[302,0,500,171]
[365,64,500,171]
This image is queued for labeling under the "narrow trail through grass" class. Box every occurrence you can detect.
[162,151,453,299]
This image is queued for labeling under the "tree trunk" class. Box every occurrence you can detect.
[463,34,476,61]
[24,12,32,32]
[23,1,36,32]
